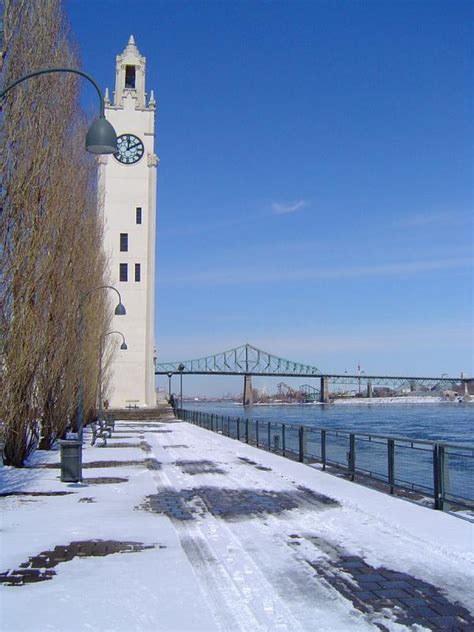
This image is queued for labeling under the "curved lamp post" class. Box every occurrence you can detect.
[0,67,117,154]
[98,330,127,423]
[77,285,126,446]
[178,363,185,409]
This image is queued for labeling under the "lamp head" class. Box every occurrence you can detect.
[115,302,126,316]
[120,342,128,350]
[178,363,185,373]
[86,116,118,154]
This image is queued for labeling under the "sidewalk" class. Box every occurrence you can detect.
[1,412,473,631]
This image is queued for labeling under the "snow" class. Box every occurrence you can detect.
[1,417,473,631]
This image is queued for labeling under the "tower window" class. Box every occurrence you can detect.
[125,65,136,89]
[136,207,142,224]
[135,263,141,282]
[120,233,128,251]
[119,263,128,282]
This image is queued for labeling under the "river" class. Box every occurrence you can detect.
[182,401,473,445]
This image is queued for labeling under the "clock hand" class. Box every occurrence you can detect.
[128,140,142,149]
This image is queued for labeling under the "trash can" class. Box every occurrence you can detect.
[58,439,82,483]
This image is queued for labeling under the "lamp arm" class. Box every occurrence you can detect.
[103,330,126,345]
[78,285,123,314]
[1,67,105,116]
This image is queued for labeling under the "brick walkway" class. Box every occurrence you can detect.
[2,416,472,631]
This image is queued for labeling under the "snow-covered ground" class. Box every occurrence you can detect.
[1,416,473,631]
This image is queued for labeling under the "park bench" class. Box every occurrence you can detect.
[90,415,115,447]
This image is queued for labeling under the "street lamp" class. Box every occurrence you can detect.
[77,285,125,455]
[178,363,185,409]
[98,331,127,423]
[167,372,173,400]
[0,67,117,154]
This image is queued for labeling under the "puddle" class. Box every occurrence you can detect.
[175,460,226,475]
[142,485,339,521]
[0,540,157,586]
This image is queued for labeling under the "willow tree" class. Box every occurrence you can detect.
[0,0,110,464]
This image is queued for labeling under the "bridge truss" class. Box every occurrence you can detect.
[156,343,321,377]
[155,343,465,390]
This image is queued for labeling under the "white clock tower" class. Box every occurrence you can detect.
[99,36,157,407]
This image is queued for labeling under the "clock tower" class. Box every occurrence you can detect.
[99,36,157,407]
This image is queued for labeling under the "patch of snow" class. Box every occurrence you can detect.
[1,419,472,631]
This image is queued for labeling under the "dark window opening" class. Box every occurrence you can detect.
[120,233,128,252]
[136,207,142,224]
[135,263,141,282]
[119,263,128,282]
[125,65,136,89]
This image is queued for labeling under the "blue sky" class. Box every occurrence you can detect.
[67,0,473,395]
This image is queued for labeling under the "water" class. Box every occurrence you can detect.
[186,401,474,445]
[182,401,474,505]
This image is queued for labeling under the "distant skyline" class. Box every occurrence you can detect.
[67,0,473,396]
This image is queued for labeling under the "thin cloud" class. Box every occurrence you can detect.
[271,200,307,215]
[160,256,473,286]
[395,211,470,228]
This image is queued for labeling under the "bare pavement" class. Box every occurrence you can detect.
[1,410,473,632]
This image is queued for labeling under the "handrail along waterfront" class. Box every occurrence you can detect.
[175,408,474,512]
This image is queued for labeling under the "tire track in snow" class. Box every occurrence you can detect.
[147,434,306,632]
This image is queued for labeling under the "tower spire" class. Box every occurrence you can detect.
[113,35,148,109]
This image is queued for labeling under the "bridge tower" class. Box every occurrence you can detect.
[320,377,329,403]
[99,36,158,407]
[243,375,253,406]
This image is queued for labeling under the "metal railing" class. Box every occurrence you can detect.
[175,408,474,511]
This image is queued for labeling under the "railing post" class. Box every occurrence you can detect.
[433,444,445,510]
[282,424,286,456]
[321,430,326,470]
[298,426,305,463]
[349,433,355,481]
[273,433,280,452]
[387,439,395,494]
[237,418,240,440]
[267,422,271,450]
[256,420,259,447]
[245,419,249,444]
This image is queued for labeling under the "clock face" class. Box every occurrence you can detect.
[114,134,144,165]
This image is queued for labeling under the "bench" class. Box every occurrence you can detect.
[90,416,115,447]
